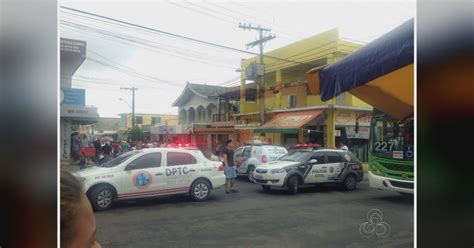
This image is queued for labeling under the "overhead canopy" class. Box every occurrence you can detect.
[254,110,323,134]
[319,18,414,119]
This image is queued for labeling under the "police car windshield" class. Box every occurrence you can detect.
[102,150,140,167]
[278,151,310,162]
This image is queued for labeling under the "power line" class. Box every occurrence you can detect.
[203,1,304,40]
[60,6,317,67]
[61,19,238,69]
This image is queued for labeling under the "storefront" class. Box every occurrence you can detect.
[334,110,371,161]
[254,110,324,147]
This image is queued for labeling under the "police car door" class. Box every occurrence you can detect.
[305,153,328,183]
[121,152,166,197]
[322,152,345,182]
[164,151,197,191]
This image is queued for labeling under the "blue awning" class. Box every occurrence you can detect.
[319,18,414,102]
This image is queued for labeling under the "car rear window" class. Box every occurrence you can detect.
[327,152,344,163]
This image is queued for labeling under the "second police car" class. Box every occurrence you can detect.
[75,148,226,211]
[252,149,364,194]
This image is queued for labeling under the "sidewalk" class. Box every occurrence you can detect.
[60,159,94,173]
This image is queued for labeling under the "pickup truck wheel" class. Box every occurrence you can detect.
[89,185,115,211]
[287,176,299,194]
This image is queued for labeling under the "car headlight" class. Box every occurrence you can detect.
[270,168,287,174]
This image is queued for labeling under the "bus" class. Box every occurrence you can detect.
[365,109,414,194]
[318,18,414,194]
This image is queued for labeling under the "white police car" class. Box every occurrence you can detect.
[252,149,364,194]
[75,148,226,211]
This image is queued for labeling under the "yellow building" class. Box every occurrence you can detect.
[237,28,373,160]
[118,113,178,130]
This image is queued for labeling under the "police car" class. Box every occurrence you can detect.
[75,148,226,211]
[252,149,364,194]
[234,144,288,181]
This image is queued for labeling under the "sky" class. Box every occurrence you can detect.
[60,0,415,118]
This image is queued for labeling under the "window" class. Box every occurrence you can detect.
[242,147,252,158]
[327,152,343,163]
[309,154,326,164]
[151,117,161,125]
[135,116,143,124]
[167,152,197,166]
[234,147,244,158]
[288,95,297,108]
[129,153,162,169]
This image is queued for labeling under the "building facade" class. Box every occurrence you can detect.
[60,38,99,162]
[237,28,373,160]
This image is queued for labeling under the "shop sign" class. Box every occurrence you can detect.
[60,38,86,56]
[345,126,370,139]
[335,130,341,137]
[60,105,98,118]
[235,123,261,129]
[335,111,371,126]
[61,88,85,106]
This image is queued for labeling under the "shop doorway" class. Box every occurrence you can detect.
[283,133,298,146]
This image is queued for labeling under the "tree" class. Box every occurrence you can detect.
[126,126,143,142]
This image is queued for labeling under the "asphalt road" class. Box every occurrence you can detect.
[94,178,413,248]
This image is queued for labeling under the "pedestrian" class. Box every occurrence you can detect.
[61,170,102,248]
[93,138,101,161]
[121,140,129,153]
[112,140,121,157]
[80,134,89,148]
[101,141,112,161]
[339,142,349,151]
[220,139,238,194]
[71,132,80,161]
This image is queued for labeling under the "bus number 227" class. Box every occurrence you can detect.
[374,141,394,152]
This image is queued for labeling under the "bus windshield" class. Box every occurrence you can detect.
[370,114,414,160]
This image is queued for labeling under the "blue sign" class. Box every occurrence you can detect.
[61,88,85,106]
[405,147,414,158]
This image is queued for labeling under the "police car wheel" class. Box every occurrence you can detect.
[190,180,211,201]
[287,176,299,194]
[262,185,271,191]
[90,185,114,211]
[247,166,255,182]
[343,174,357,190]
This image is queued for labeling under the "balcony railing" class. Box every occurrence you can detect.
[211,114,237,127]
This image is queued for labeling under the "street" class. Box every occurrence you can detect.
[94,178,413,248]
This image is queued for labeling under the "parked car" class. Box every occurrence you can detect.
[75,148,226,211]
[252,149,364,194]
[233,144,288,181]
[287,143,323,152]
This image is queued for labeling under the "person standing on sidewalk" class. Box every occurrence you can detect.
[220,139,238,194]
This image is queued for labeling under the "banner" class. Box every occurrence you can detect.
[345,126,370,139]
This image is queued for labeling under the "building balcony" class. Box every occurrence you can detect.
[211,114,237,127]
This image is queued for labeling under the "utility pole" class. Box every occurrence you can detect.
[239,23,275,124]
[120,87,138,128]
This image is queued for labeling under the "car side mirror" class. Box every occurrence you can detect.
[309,159,318,164]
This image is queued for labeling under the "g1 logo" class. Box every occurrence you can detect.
[133,171,153,189]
